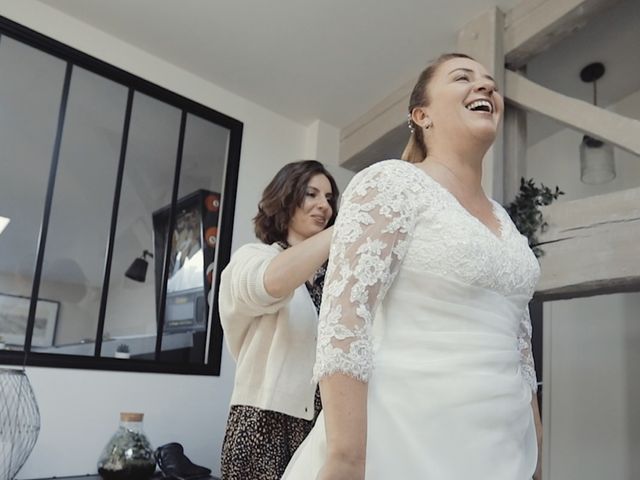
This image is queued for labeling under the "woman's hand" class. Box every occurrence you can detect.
[533,462,542,480]
[317,455,365,480]
[533,438,542,480]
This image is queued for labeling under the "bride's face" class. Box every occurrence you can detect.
[422,57,503,145]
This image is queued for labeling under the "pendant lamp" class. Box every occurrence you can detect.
[579,62,615,185]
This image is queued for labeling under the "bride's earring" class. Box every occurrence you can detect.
[424,119,432,130]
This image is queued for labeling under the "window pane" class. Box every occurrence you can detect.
[101,92,181,360]
[158,113,230,363]
[34,66,128,355]
[0,36,67,351]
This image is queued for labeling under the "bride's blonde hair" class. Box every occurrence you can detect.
[401,53,474,164]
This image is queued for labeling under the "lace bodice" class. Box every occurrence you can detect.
[313,160,540,391]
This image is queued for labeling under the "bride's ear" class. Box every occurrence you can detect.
[411,107,431,130]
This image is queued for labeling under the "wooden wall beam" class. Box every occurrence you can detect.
[535,187,640,300]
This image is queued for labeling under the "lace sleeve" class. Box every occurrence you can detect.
[519,305,538,392]
[313,162,422,383]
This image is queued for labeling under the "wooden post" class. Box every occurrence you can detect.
[503,101,528,204]
[457,7,506,202]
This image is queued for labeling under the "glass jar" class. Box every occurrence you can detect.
[97,412,156,480]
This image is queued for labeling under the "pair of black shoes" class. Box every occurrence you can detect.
[154,442,212,480]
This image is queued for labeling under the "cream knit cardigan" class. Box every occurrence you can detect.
[218,242,319,420]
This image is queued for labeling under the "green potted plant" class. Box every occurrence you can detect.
[115,343,131,359]
[505,178,564,258]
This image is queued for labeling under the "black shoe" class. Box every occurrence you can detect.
[154,442,212,480]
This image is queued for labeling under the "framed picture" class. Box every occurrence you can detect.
[0,293,59,347]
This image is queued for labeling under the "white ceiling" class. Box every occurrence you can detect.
[37,0,522,127]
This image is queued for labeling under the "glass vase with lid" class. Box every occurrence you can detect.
[97,412,156,480]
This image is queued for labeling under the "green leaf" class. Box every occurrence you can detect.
[504,178,564,258]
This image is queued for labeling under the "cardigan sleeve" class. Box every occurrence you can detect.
[218,243,294,357]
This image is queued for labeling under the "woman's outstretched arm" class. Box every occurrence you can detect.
[317,375,368,480]
[263,226,333,298]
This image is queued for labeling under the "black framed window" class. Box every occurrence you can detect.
[0,16,242,375]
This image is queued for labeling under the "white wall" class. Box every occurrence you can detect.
[542,293,640,480]
[526,90,640,479]
[0,1,352,477]
[304,118,353,193]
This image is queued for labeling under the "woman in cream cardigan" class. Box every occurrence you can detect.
[218,160,339,480]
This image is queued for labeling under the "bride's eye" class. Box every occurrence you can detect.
[455,75,469,82]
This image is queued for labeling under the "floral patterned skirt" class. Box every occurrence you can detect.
[220,388,322,480]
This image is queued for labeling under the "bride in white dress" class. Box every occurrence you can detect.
[282,53,542,480]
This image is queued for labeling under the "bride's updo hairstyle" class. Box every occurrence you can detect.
[401,53,474,164]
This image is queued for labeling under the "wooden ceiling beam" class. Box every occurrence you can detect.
[505,70,640,156]
[504,0,622,69]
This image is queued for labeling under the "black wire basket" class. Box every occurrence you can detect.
[0,368,40,480]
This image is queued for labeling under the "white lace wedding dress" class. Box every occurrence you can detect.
[282,160,540,479]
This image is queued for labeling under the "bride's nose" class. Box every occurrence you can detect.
[474,79,495,95]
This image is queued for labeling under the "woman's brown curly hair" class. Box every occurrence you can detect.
[253,160,339,244]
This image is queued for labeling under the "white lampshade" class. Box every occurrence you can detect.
[580,135,615,185]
